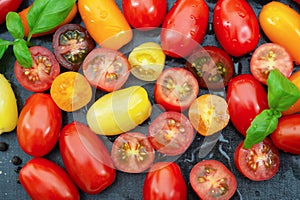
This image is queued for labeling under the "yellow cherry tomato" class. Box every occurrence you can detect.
[86,86,152,136]
[259,1,300,64]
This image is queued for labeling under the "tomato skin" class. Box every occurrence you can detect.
[143,162,187,200]
[19,157,80,200]
[226,74,268,136]
[161,0,209,58]
[0,0,22,24]
[282,70,300,115]
[17,93,62,157]
[59,121,116,194]
[270,114,300,155]
[122,0,167,30]
[213,0,260,57]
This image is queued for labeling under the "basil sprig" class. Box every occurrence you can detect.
[243,70,300,149]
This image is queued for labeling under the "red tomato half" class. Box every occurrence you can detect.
[0,0,22,24]
[19,157,80,200]
[59,122,116,194]
[234,138,280,181]
[143,162,187,200]
[17,93,62,157]
[154,67,199,112]
[190,160,237,200]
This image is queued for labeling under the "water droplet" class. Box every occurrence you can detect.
[238,12,246,18]
[190,31,195,36]
[206,22,214,35]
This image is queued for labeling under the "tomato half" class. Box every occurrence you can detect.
[14,46,60,92]
[52,23,95,71]
[17,93,62,157]
[250,43,293,84]
[83,47,130,92]
[143,162,187,200]
[148,111,195,156]
[185,46,234,89]
[190,160,237,200]
[0,0,22,24]
[213,0,260,57]
[154,67,199,112]
[234,138,280,181]
[282,70,300,115]
[111,132,155,173]
[19,157,80,200]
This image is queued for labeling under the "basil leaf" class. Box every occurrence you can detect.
[0,39,11,60]
[6,12,24,39]
[243,109,279,149]
[13,39,32,68]
[268,69,300,111]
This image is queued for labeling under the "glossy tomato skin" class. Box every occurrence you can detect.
[270,114,300,154]
[0,0,22,24]
[122,0,167,30]
[17,93,62,157]
[59,121,116,194]
[161,0,209,58]
[226,74,268,136]
[19,157,80,200]
[213,0,260,57]
[143,162,187,200]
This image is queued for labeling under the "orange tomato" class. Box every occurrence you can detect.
[78,0,132,50]
[282,70,300,115]
[19,3,77,38]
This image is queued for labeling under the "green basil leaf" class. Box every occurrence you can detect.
[13,39,32,68]
[6,12,24,39]
[0,39,11,60]
[268,69,300,111]
[243,109,279,149]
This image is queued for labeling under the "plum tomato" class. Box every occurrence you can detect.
[52,24,95,71]
[148,111,195,156]
[111,132,155,173]
[128,42,165,81]
[50,71,92,112]
[143,162,187,200]
[154,67,199,112]
[250,43,293,85]
[270,114,300,155]
[185,46,234,89]
[82,47,130,92]
[234,138,280,181]
[282,70,300,115]
[189,160,237,200]
[188,94,230,136]
[0,0,22,24]
[14,46,60,92]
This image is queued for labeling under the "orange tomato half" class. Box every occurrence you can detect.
[282,70,300,115]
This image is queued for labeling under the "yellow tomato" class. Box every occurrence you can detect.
[259,1,300,64]
[0,74,18,134]
[86,86,152,135]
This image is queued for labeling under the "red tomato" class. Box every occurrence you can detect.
[148,111,195,156]
[190,160,237,200]
[270,114,300,155]
[82,47,130,92]
[250,43,294,84]
[160,0,209,58]
[213,0,260,57]
[143,162,187,200]
[122,0,167,30]
[0,0,22,24]
[154,67,199,112]
[17,93,62,157]
[111,132,155,173]
[234,138,280,181]
[14,46,60,92]
[19,157,80,200]
[59,121,116,194]
[226,74,268,136]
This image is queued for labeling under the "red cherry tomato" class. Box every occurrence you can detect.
[0,0,22,24]
[189,160,237,200]
[213,0,260,57]
[122,0,167,30]
[143,162,187,200]
[161,0,209,58]
[234,138,280,181]
[59,121,116,194]
[270,114,300,155]
[154,67,199,112]
[17,93,62,157]
[226,74,268,136]
[14,46,60,92]
[19,157,80,200]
